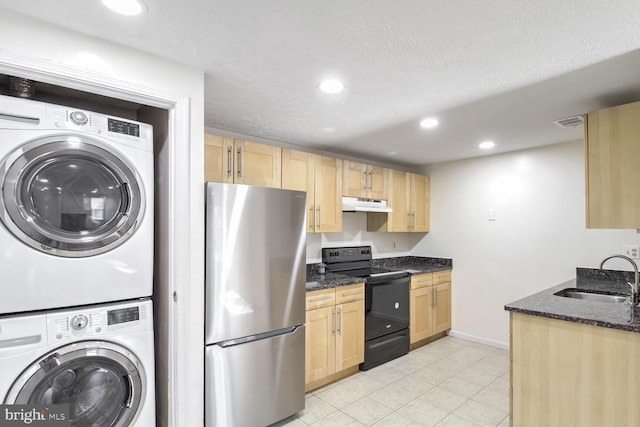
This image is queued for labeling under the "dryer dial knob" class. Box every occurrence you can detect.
[71,314,88,330]
[70,111,89,126]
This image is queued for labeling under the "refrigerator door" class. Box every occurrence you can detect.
[205,325,305,427]
[205,182,307,344]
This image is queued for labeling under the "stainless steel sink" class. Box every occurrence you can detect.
[554,288,628,303]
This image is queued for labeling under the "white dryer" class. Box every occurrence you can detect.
[0,95,153,314]
[0,298,155,427]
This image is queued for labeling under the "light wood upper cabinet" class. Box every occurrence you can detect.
[409,270,451,344]
[283,149,342,233]
[305,283,364,389]
[204,133,281,188]
[204,134,233,183]
[411,174,430,232]
[367,171,429,232]
[342,161,389,200]
[585,101,640,228]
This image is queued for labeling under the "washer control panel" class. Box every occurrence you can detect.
[46,300,149,342]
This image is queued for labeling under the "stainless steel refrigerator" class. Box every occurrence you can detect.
[204,182,306,427]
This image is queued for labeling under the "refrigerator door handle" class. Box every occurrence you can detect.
[216,325,302,348]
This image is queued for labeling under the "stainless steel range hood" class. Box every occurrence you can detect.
[342,197,392,213]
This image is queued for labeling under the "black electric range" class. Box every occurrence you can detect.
[322,246,410,370]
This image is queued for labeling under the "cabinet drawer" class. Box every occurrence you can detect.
[433,270,451,284]
[306,288,335,310]
[335,283,365,304]
[410,273,433,290]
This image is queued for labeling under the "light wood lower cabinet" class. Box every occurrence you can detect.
[511,311,640,426]
[409,270,451,344]
[305,283,364,389]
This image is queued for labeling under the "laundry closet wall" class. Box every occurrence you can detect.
[0,9,205,427]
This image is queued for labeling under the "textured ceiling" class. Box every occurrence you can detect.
[1,1,640,166]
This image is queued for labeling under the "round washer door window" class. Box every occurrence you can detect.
[0,135,145,257]
[4,342,145,427]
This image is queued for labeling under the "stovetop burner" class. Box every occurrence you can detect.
[321,246,408,282]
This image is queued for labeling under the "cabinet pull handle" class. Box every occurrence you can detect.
[310,205,315,230]
[337,306,342,335]
[317,205,321,232]
[309,295,333,303]
[237,146,243,178]
[332,307,336,335]
[341,290,362,297]
[432,287,437,308]
[368,171,373,190]
[227,146,233,178]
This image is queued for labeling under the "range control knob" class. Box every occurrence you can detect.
[71,315,88,330]
[69,111,89,126]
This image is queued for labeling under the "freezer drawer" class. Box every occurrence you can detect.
[205,325,305,427]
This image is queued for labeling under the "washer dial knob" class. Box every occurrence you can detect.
[71,314,88,330]
[69,111,89,126]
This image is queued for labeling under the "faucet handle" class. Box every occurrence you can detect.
[627,282,639,306]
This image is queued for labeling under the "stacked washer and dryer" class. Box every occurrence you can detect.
[0,94,156,426]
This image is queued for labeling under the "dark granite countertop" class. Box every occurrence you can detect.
[305,272,365,292]
[505,267,640,333]
[306,256,453,292]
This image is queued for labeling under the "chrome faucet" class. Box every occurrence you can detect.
[599,254,639,306]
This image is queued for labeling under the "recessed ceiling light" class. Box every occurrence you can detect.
[318,79,344,94]
[419,118,439,129]
[387,151,398,156]
[102,0,146,16]
[479,141,496,149]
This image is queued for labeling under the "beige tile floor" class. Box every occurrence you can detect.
[275,336,510,427]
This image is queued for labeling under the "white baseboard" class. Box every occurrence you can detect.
[448,329,509,350]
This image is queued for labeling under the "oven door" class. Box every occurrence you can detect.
[364,276,410,341]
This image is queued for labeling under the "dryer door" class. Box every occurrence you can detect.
[4,341,145,427]
[0,134,145,257]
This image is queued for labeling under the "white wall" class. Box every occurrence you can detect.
[416,140,640,347]
[0,11,204,427]
[306,212,425,262]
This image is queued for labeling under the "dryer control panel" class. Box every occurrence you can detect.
[46,299,152,342]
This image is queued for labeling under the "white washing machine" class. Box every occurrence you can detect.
[0,298,155,426]
[0,94,154,314]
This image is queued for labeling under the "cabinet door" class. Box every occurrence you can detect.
[411,173,430,232]
[233,139,282,188]
[410,286,433,344]
[368,166,389,200]
[282,149,316,233]
[335,300,364,371]
[342,161,368,198]
[204,134,234,183]
[586,102,640,228]
[315,156,342,232]
[432,282,451,335]
[305,306,336,383]
[387,170,411,231]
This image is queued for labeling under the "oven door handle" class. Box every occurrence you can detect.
[366,277,409,287]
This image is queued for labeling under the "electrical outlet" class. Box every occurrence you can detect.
[623,245,640,260]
